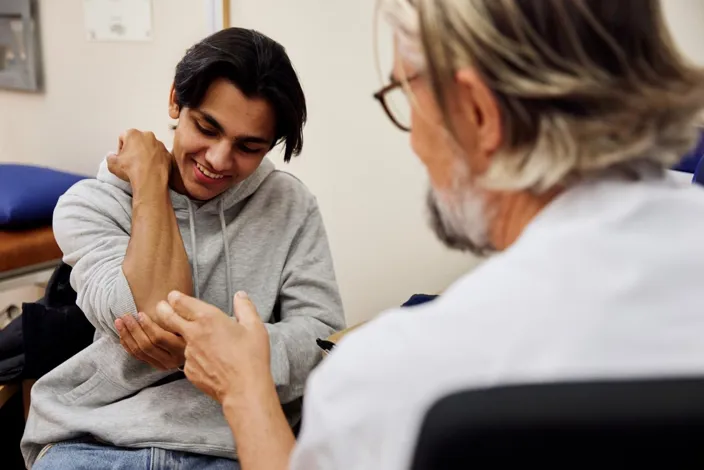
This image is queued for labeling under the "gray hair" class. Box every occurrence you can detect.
[381,0,704,192]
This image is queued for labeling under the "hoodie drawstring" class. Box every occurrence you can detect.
[220,199,234,315]
[187,200,200,299]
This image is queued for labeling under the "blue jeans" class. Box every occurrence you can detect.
[33,441,240,470]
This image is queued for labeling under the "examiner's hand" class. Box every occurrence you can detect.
[153,291,272,404]
[115,313,186,371]
[107,129,171,186]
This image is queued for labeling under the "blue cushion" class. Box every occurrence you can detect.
[0,164,88,228]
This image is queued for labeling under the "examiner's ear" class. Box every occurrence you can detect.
[454,68,502,170]
[168,83,180,120]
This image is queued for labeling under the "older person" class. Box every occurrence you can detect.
[151,1,704,469]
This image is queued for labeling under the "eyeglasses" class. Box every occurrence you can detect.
[373,75,420,132]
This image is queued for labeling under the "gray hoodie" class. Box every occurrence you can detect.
[21,157,345,467]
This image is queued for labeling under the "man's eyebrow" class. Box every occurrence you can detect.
[237,135,272,145]
[198,111,225,133]
[197,110,272,145]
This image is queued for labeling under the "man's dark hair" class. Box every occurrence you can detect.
[174,28,306,162]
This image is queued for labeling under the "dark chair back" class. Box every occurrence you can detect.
[412,378,704,469]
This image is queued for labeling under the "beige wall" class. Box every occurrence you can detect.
[663,0,704,66]
[0,0,208,174]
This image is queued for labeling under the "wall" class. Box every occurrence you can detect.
[0,0,208,173]
[662,0,704,66]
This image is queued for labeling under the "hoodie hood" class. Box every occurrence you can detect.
[96,155,276,213]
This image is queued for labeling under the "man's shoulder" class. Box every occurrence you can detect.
[252,170,318,213]
[56,178,132,222]
[307,297,470,402]
[299,295,496,469]
[305,259,546,400]
[61,174,129,199]
[261,170,314,196]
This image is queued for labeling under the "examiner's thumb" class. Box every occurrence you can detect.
[233,291,258,324]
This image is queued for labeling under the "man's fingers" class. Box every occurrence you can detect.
[167,291,217,321]
[233,291,260,326]
[116,319,137,355]
[153,300,190,336]
[139,312,186,352]
[117,319,154,364]
[121,315,171,369]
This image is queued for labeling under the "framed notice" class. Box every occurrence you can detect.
[83,0,153,42]
[0,0,42,92]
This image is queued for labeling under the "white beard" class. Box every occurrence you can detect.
[426,162,494,256]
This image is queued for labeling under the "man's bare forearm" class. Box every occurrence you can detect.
[223,377,295,470]
[123,173,193,315]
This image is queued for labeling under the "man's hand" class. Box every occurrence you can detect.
[153,291,272,404]
[115,313,186,371]
[107,129,171,187]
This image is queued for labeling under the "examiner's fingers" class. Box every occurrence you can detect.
[233,291,261,326]
[167,291,219,321]
[153,300,190,336]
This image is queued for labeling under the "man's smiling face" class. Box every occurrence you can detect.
[169,78,276,201]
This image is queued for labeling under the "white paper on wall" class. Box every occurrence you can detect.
[83,0,153,42]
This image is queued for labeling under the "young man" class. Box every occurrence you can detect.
[22,28,345,469]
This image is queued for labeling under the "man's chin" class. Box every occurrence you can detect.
[426,188,495,257]
[183,181,224,202]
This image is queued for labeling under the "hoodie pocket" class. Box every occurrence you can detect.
[59,369,103,404]
[50,336,172,407]
[58,367,130,406]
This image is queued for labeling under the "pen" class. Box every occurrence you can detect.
[316,338,336,353]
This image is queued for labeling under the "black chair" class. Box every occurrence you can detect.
[411,378,704,469]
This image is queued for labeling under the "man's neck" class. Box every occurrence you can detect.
[488,187,563,250]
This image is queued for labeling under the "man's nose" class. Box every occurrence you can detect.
[205,141,234,173]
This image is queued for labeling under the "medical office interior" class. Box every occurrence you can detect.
[1,0,704,468]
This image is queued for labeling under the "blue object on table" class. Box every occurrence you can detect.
[0,164,88,228]
[694,155,704,186]
[673,130,704,176]
[402,294,439,308]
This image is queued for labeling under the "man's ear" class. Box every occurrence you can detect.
[168,83,180,120]
[455,68,502,167]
